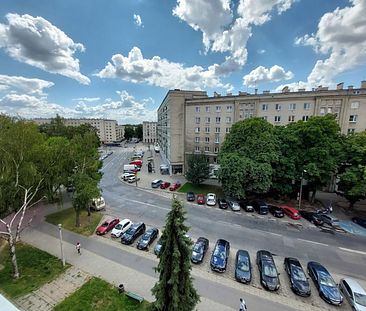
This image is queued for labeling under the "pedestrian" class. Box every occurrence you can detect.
[239,298,247,311]
[76,242,81,255]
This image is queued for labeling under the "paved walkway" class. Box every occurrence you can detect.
[14,267,90,311]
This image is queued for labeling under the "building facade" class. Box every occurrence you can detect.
[142,121,157,144]
[157,82,366,173]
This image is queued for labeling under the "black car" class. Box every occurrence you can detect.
[352,217,366,229]
[191,237,209,264]
[252,200,269,215]
[284,257,311,297]
[239,200,254,212]
[256,250,280,291]
[218,198,228,209]
[121,222,146,245]
[307,261,343,305]
[210,239,230,273]
[300,211,324,226]
[268,204,284,218]
[235,250,251,284]
[137,227,159,250]
[186,192,195,202]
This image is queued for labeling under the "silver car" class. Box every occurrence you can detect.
[339,278,366,311]
[228,199,241,211]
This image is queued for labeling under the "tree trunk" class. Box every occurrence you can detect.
[75,209,81,227]
[8,235,19,279]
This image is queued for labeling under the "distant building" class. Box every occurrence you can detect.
[157,82,366,173]
[143,121,157,144]
[116,124,125,141]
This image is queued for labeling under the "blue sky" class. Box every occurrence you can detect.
[0,0,365,124]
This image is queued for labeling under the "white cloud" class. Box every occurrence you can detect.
[0,74,54,95]
[72,97,100,102]
[96,46,232,90]
[295,0,366,87]
[0,13,90,84]
[257,49,266,54]
[243,65,294,87]
[133,14,143,27]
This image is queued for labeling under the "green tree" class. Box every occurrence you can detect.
[337,131,366,209]
[124,125,135,140]
[151,198,199,311]
[185,154,209,185]
[218,118,279,198]
[135,124,143,140]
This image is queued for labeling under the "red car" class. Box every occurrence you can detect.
[280,205,301,220]
[169,181,181,191]
[96,217,119,235]
[160,181,171,189]
[130,160,142,167]
[197,194,205,204]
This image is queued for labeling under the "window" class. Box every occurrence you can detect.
[304,103,311,110]
[347,128,355,134]
[327,107,333,113]
[274,116,281,122]
[205,106,210,112]
[205,117,211,123]
[351,101,360,109]
[216,117,221,123]
[205,137,210,143]
[195,127,200,133]
[302,115,309,121]
[320,108,325,115]
[216,106,221,112]
[226,105,233,112]
[195,137,200,143]
[195,106,200,113]
[215,134,220,143]
[288,115,295,122]
[215,127,220,133]
[275,104,281,111]
[195,146,200,152]
[204,146,210,152]
[289,103,296,110]
[195,117,200,124]
[262,104,268,111]
[349,115,358,122]
[214,147,219,153]
[226,117,232,123]
[262,116,267,121]
[226,127,231,133]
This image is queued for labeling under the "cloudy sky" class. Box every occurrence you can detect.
[0,0,365,124]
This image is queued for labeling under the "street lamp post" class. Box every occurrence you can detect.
[58,224,65,267]
[298,170,307,210]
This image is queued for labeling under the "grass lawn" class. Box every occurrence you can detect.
[178,182,224,197]
[54,277,150,311]
[0,243,69,298]
[46,207,103,236]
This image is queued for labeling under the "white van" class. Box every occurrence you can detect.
[90,196,106,211]
[123,164,138,173]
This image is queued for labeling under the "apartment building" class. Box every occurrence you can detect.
[116,124,125,141]
[157,82,366,173]
[32,118,120,144]
[142,121,157,144]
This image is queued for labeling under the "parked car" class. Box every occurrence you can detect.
[284,257,311,297]
[228,199,241,211]
[210,239,230,273]
[235,250,252,284]
[307,261,343,305]
[90,196,106,211]
[191,237,209,264]
[169,181,181,191]
[130,159,142,167]
[154,238,163,256]
[206,193,216,206]
[121,222,146,245]
[280,205,301,220]
[111,219,132,238]
[239,200,254,212]
[96,217,119,235]
[256,250,280,291]
[160,181,171,189]
[300,211,324,226]
[186,192,195,202]
[318,214,340,227]
[151,179,163,188]
[339,278,366,311]
[218,198,228,209]
[127,176,140,183]
[122,172,135,181]
[268,204,284,218]
[352,217,366,229]
[197,194,205,205]
[252,200,269,215]
[137,227,159,250]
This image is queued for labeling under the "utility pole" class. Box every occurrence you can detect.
[298,170,307,210]
[58,224,66,266]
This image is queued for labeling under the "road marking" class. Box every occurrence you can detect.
[338,247,366,256]
[267,232,281,237]
[122,198,170,211]
[297,238,328,247]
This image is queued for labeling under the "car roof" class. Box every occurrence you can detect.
[216,239,229,246]
[152,179,162,182]
[237,249,249,257]
[308,261,328,272]
[281,205,298,212]
[342,278,366,294]
[286,257,301,266]
[119,219,131,225]
[257,250,272,258]
[131,222,143,229]
[207,193,215,196]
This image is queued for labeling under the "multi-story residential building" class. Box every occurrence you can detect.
[116,124,125,141]
[143,121,157,144]
[32,118,121,144]
[157,82,366,174]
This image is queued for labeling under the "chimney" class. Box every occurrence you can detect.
[361,81,366,89]
[348,85,354,90]
[336,82,344,90]
[255,89,258,95]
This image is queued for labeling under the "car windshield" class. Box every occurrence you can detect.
[319,272,336,287]
[114,224,122,230]
[237,255,250,272]
[101,222,109,227]
[355,293,366,306]
[125,227,135,235]
[263,262,277,277]
[291,265,307,281]
[142,231,152,240]
[213,246,226,259]
[193,244,203,253]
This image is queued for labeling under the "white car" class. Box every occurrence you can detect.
[228,199,241,211]
[128,176,140,183]
[206,193,216,206]
[339,278,366,311]
[122,172,135,181]
[111,219,132,238]
[90,196,106,211]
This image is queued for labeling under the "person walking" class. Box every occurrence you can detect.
[239,298,247,311]
[76,242,81,255]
